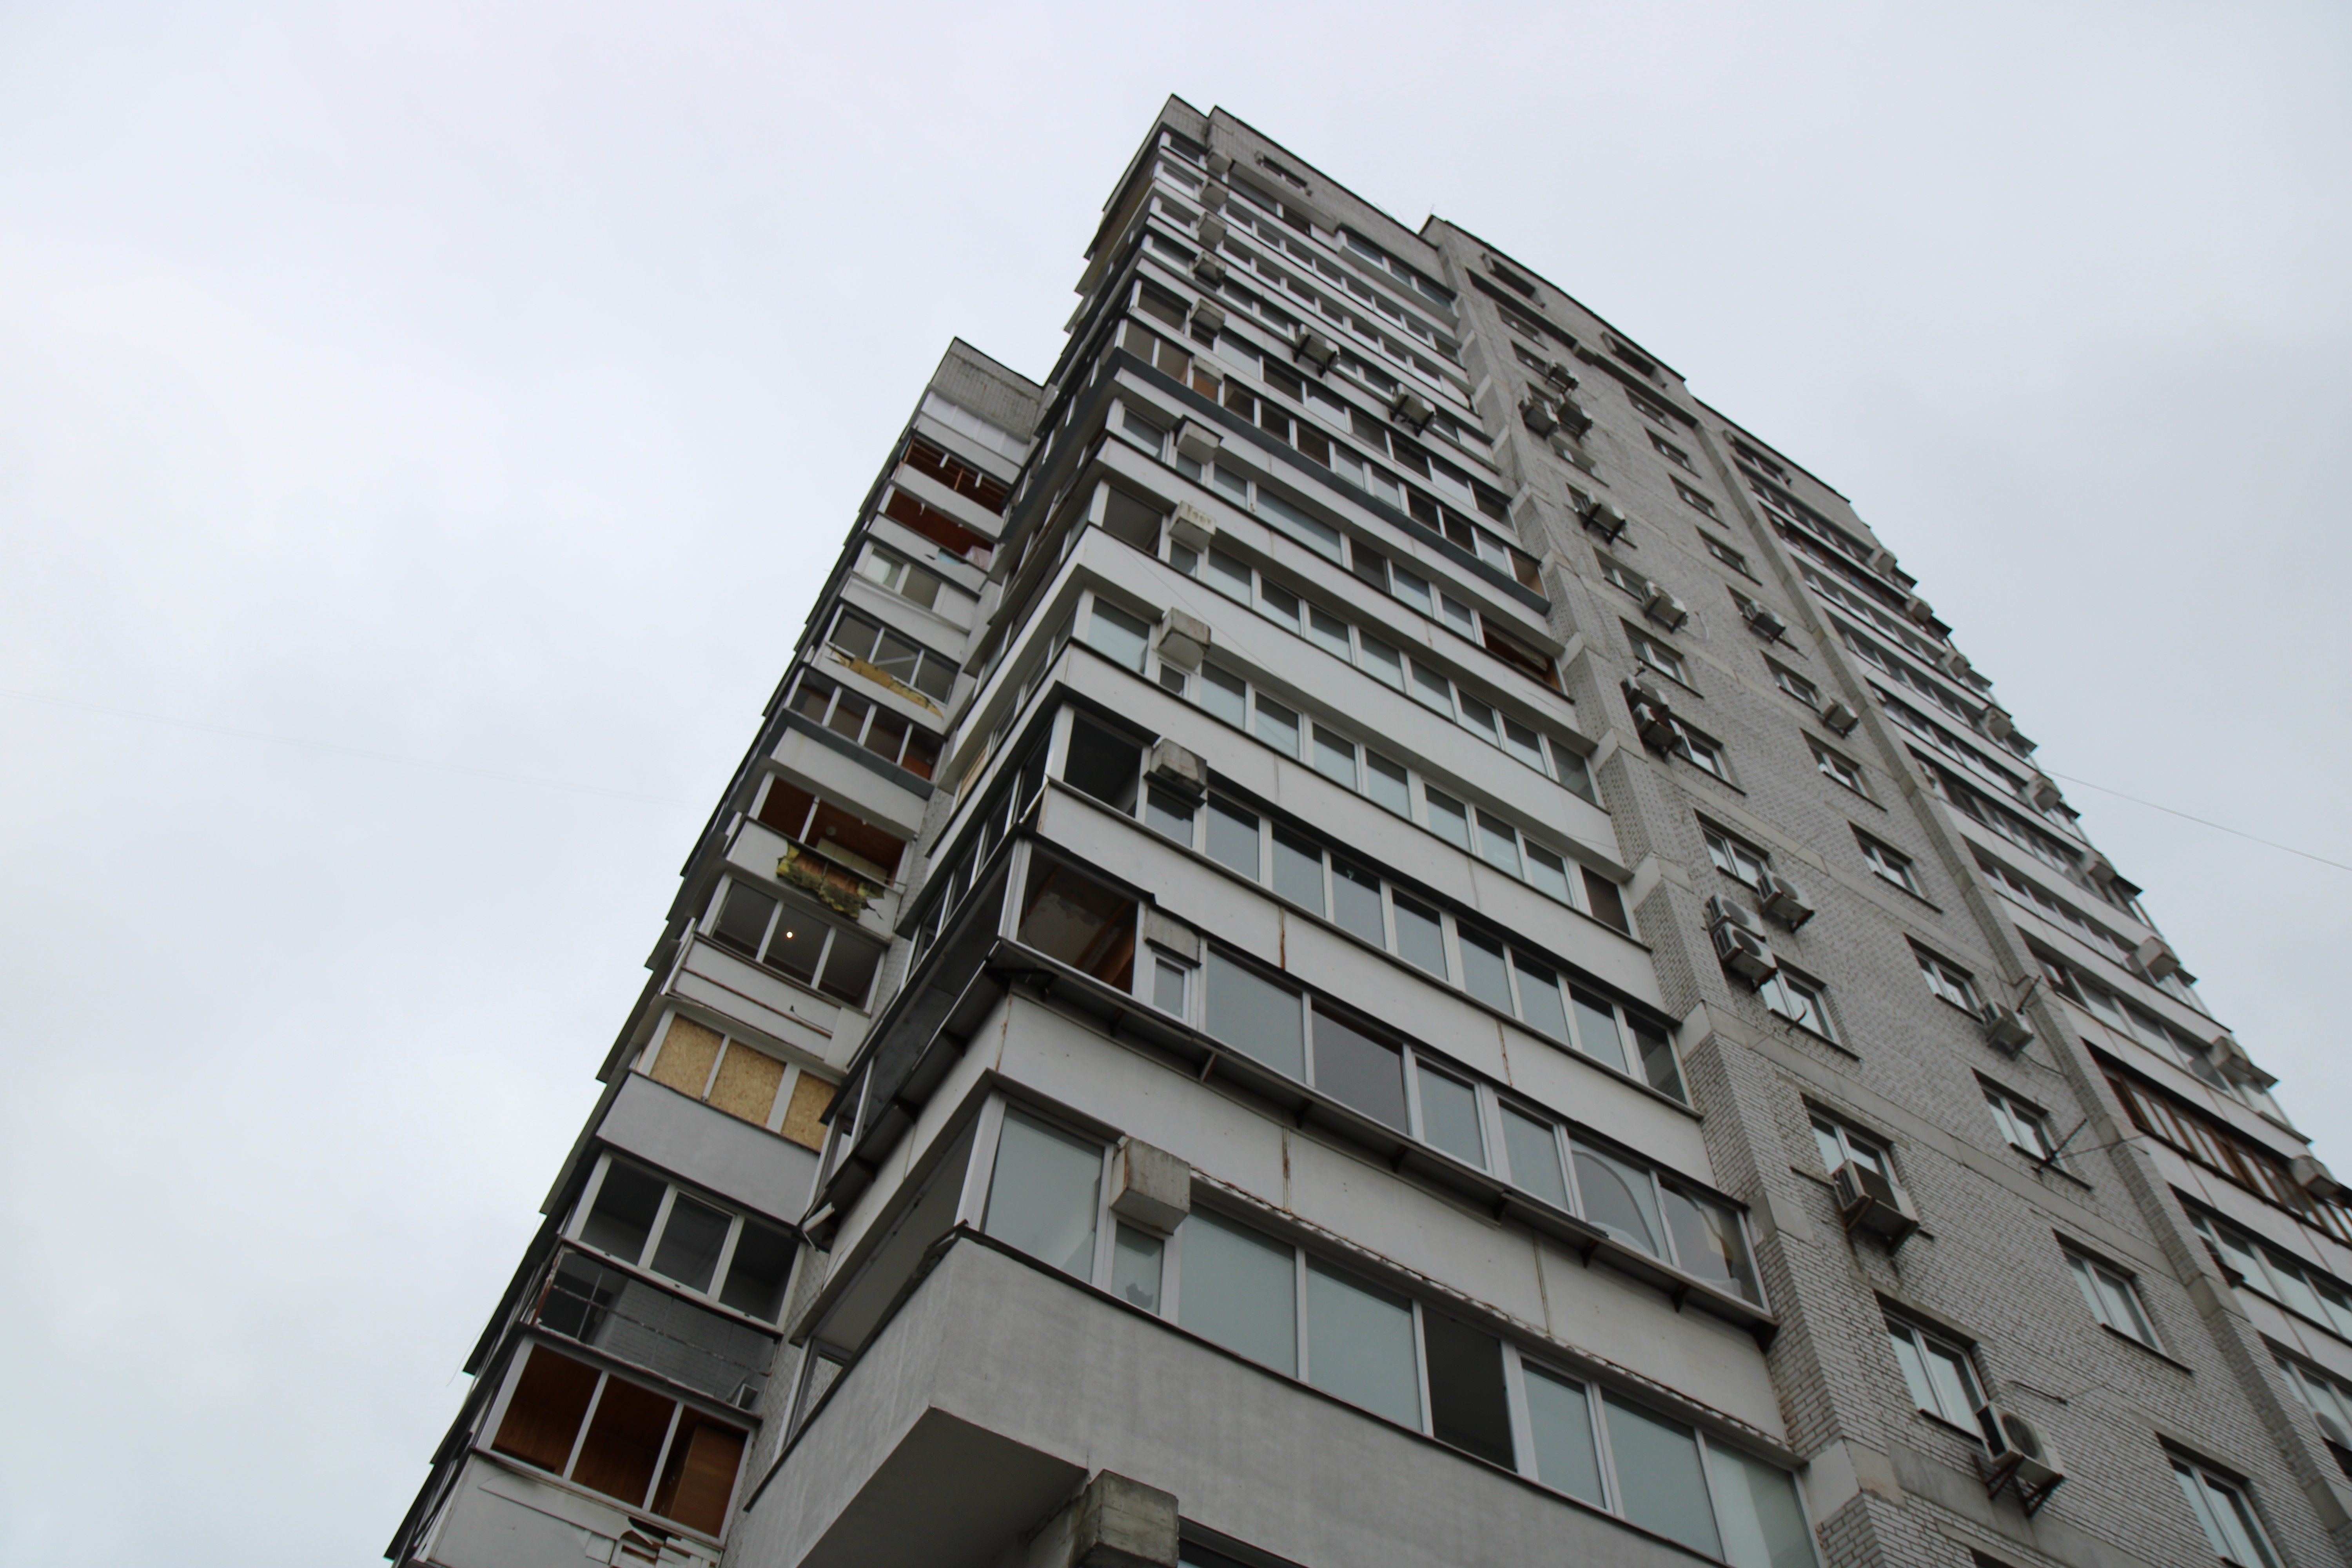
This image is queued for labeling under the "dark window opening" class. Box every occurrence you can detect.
[1017,860,1138,989]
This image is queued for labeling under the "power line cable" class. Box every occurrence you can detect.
[2045,771,2351,875]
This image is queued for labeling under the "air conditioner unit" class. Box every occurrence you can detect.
[1976,1405,2066,1515]
[2027,773,2064,811]
[2291,1155,2347,1203]
[1192,253,1227,288]
[1206,152,1233,178]
[1944,650,1975,680]
[1153,610,1211,672]
[1544,361,1579,391]
[1391,390,1435,431]
[1706,896,1778,984]
[1903,594,1938,627]
[1866,547,1900,577]
[2080,851,2118,887]
[1581,498,1630,543]
[1644,584,1691,630]
[1756,870,1815,929]
[1167,502,1216,554]
[2127,936,2179,981]
[1832,1160,1919,1248]
[2207,1033,2275,1089]
[1519,396,1559,436]
[1820,701,1861,736]
[1742,602,1788,640]
[1199,179,1229,213]
[1174,420,1222,466]
[1977,707,2015,742]
[1293,326,1338,374]
[1554,398,1595,439]
[1981,1004,2036,1056]
[1626,680,1680,753]
[1188,299,1227,337]
[1196,213,1229,250]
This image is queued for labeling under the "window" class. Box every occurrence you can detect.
[1627,625,1691,687]
[1768,661,1819,707]
[2189,1209,2352,1338]
[1596,553,1647,598]
[901,434,1010,513]
[984,1110,1103,1278]
[1649,430,1698,472]
[1016,858,1138,989]
[642,1015,833,1152]
[1760,969,1835,1039]
[854,542,956,613]
[2065,1247,2161,1348]
[1857,833,1920,895]
[572,1157,799,1320]
[703,879,886,1007]
[1672,479,1719,519]
[880,485,994,567]
[2172,1459,2280,1567]
[1916,948,1982,1013]
[1885,1319,1993,1441]
[1704,534,1755,578]
[1083,597,1153,672]
[1676,722,1731,780]
[826,605,959,703]
[1981,1084,2056,1161]
[1810,739,1868,796]
[491,1344,748,1536]
[755,777,908,883]
[1813,1116,1891,1182]
[1703,824,1770,887]
[2276,1356,2352,1470]
[784,671,942,778]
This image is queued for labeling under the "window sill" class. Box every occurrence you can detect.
[2095,1321,2194,1374]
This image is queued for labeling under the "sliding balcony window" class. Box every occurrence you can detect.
[825,604,959,705]
[783,671,943,779]
[702,877,886,1007]
[1149,789,1665,1089]
[966,1105,1798,1556]
[488,1343,749,1538]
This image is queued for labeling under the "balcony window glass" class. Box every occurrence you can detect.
[1605,1397,1723,1558]
[718,1221,796,1320]
[1331,858,1386,946]
[1417,1065,1485,1167]
[1206,800,1261,877]
[1571,988,1628,1073]
[1311,725,1358,787]
[1708,1443,1814,1568]
[1393,894,1447,977]
[984,1111,1102,1278]
[1112,1223,1164,1312]
[1423,1310,1514,1465]
[1663,1185,1760,1302]
[1180,1210,1297,1375]
[1512,952,1570,1041]
[1017,861,1137,989]
[1272,826,1327,914]
[1366,752,1412,815]
[1312,1009,1408,1131]
[1146,786,1197,844]
[1574,1141,1663,1256]
[1458,928,1514,1013]
[1206,951,1305,1078]
[1201,663,1248,726]
[1254,695,1301,757]
[1306,1260,1420,1427]
[1524,1367,1606,1506]
[1503,1107,1569,1209]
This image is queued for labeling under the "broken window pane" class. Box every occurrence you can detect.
[1017,861,1138,989]
[719,1221,795,1321]
[1065,718,1143,812]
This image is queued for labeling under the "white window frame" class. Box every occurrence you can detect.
[1857,832,1922,895]
[2065,1246,2161,1349]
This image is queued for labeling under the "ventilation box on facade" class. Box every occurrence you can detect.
[1153,610,1210,672]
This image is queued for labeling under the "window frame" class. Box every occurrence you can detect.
[700,875,888,1009]
[1856,831,1922,896]
[2063,1244,2162,1350]
[1809,737,1870,798]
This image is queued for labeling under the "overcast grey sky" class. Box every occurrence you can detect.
[1,3,2345,1562]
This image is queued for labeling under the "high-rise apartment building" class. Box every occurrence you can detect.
[390,99,2352,1568]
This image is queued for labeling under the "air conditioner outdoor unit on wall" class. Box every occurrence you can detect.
[1581,498,1629,543]
[1391,391,1435,432]
[1644,584,1691,630]
[1192,254,1227,288]
[1554,398,1594,439]
[2130,937,2180,981]
[1976,1406,2066,1515]
[1820,701,1861,736]
[2291,1155,2346,1202]
[1743,602,1788,641]
[1832,1160,1919,1249]
[1705,895,1777,985]
[1294,326,1338,374]
[1626,681,1681,753]
[1519,396,1559,436]
[1755,871,1815,929]
[1980,1005,2036,1056]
